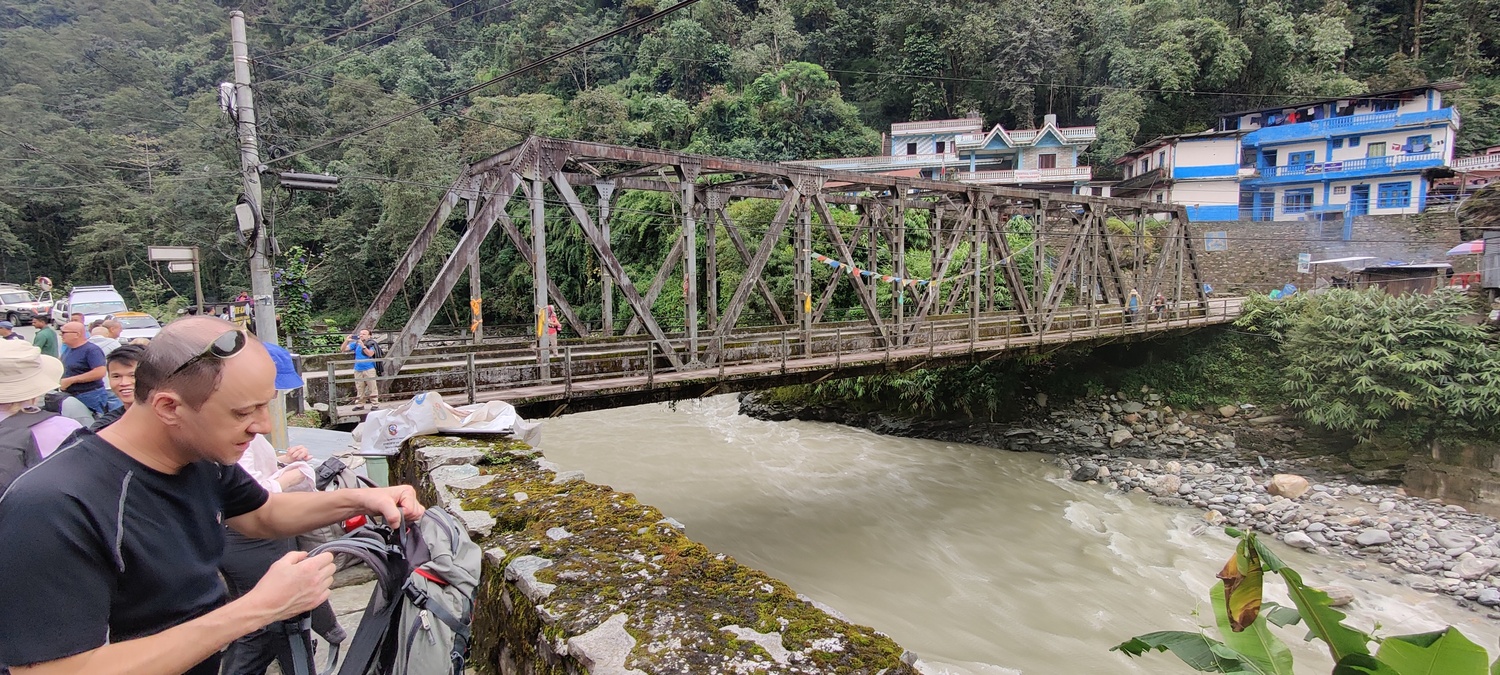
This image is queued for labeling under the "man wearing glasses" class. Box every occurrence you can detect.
[57,321,118,416]
[0,317,425,675]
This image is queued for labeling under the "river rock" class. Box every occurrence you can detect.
[1284,531,1317,549]
[1122,401,1145,414]
[1108,429,1133,448]
[1479,589,1500,607]
[1324,586,1356,607]
[1247,415,1286,426]
[1120,412,1141,425]
[1267,474,1311,500]
[1435,531,1474,551]
[1356,529,1392,547]
[1166,461,1182,475]
[1454,557,1500,580]
[1217,405,1238,419]
[1071,463,1101,482]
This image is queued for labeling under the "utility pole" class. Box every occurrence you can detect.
[230,10,289,450]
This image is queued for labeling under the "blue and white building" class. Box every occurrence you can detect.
[789,113,1098,193]
[1224,83,1461,227]
[1111,129,1251,221]
[1114,83,1461,226]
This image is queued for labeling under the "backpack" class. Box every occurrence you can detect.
[304,507,482,675]
[0,410,58,494]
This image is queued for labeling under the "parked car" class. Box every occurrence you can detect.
[0,285,52,323]
[112,311,162,342]
[51,285,129,324]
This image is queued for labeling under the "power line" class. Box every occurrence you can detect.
[263,0,706,166]
[255,0,434,60]
[254,0,488,84]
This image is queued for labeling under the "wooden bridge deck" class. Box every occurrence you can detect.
[322,297,1243,421]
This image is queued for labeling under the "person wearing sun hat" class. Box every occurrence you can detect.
[0,339,82,492]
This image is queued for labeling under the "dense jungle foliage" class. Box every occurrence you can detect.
[3,0,1500,331]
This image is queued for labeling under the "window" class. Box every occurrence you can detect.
[1332,139,1345,149]
[1155,193,1164,203]
[1348,136,1361,146]
[1140,158,1150,173]
[1038,153,1057,169]
[1372,99,1398,112]
[1261,149,1279,167]
[1284,188,1315,213]
[1124,166,1133,179]
[1158,150,1166,167]
[1367,142,1387,158]
[1377,181,1412,208]
[935,141,946,154]
[1405,134,1432,153]
[1241,148,1257,167]
[906,142,918,155]
[1287,151,1315,166]
[1333,186,1347,195]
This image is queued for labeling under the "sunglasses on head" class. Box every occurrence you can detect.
[170,329,248,377]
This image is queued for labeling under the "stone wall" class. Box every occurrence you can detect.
[394,435,922,675]
[1406,440,1500,519]
[1188,213,1466,294]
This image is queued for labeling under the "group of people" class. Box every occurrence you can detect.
[0,316,424,675]
[13,313,143,422]
[1125,289,1170,322]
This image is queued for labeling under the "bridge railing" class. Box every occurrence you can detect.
[311,297,1241,417]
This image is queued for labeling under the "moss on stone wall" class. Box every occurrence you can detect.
[403,435,918,674]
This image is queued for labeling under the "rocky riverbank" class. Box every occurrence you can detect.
[741,390,1500,617]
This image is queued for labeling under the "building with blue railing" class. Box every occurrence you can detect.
[1114,83,1462,226]
[1224,82,1461,229]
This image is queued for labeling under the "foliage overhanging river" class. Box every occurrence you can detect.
[539,396,1500,674]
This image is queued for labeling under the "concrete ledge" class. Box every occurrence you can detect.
[395,435,919,674]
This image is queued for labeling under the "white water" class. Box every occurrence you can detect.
[540,397,1500,673]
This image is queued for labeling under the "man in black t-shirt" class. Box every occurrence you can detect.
[0,317,425,675]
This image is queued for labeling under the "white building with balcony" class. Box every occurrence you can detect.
[786,113,1097,192]
[1112,129,1250,221]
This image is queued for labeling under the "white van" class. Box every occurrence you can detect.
[53,285,129,324]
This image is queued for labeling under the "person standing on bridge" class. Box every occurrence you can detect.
[544,305,561,358]
[1127,289,1141,323]
[343,329,380,411]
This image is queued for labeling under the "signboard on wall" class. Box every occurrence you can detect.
[1204,232,1228,251]
[1297,253,1312,274]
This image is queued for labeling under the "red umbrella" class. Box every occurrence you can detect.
[1447,239,1484,256]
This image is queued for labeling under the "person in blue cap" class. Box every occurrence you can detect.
[0,320,24,340]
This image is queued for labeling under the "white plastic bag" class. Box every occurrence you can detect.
[351,393,542,454]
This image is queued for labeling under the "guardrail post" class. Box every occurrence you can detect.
[780,333,788,374]
[717,337,725,380]
[325,361,337,417]
[835,327,841,369]
[466,353,477,404]
[646,343,655,389]
[928,322,935,358]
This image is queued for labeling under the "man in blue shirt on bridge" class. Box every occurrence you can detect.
[342,329,380,411]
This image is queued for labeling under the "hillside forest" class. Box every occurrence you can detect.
[2,0,1499,335]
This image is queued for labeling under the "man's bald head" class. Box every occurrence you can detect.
[60,321,86,348]
[103,319,122,338]
[135,316,257,407]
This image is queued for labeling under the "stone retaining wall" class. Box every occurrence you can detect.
[1188,213,1466,294]
[393,435,922,675]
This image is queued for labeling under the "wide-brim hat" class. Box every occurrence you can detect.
[0,339,64,404]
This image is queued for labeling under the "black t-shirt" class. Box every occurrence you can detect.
[0,432,268,673]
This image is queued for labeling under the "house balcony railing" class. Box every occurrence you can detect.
[1454,154,1500,171]
[783,152,962,171]
[1241,108,1459,145]
[1246,152,1445,183]
[952,166,1092,184]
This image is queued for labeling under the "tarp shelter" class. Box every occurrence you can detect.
[1354,262,1453,295]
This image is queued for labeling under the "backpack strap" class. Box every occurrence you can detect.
[311,530,409,675]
